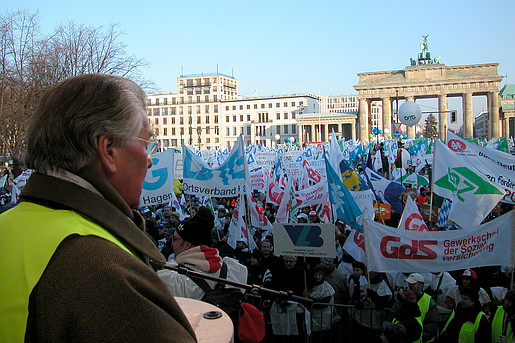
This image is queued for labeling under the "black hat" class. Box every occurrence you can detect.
[176,207,214,246]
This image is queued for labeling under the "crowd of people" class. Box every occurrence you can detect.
[137,190,514,343]
[0,73,513,343]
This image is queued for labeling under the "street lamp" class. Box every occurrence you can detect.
[196,127,202,149]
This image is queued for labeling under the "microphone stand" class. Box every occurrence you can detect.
[162,264,313,306]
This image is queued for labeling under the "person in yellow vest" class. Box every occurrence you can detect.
[0,74,196,342]
[406,272,440,342]
[438,287,491,343]
[491,289,515,343]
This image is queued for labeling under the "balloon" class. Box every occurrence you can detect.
[290,137,295,142]
[403,134,408,139]
[398,101,422,127]
[384,128,390,134]
[379,130,383,134]
[285,137,290,142]
[372,128,379,135]
[369,133,374,138]
[419,135,424,139]
[295,142,300,146]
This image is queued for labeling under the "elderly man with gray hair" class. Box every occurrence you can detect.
[0,74,196,342]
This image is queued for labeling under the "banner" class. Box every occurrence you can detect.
[182,136,245,197]
[433,139,504,227]
[140,149,175,206]
[273,223,337,258]
[363,211,514,273]
[398,197,429,231]
[446,131,515,204]
[249,168,266,192]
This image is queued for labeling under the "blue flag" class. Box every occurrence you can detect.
[325,155,363,232]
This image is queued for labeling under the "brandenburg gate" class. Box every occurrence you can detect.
[354,37,503,140]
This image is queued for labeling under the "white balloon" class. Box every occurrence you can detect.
[398,101,422,127]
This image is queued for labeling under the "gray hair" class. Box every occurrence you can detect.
[25,74,147,173]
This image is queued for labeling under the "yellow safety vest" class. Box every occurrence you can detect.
[0,202,137,342]
[442,310,486,343]
[491,306,515,343]
[411,293,432,343]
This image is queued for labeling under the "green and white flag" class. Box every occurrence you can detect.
[433,139,504,228]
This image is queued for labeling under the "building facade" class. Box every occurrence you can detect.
[146,73,319,149]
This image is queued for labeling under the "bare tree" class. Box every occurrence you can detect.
[0,10,152,170]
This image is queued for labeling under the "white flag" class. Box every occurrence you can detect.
[433,139,504,228]
[398,197,429,231]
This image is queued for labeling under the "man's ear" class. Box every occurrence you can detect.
[97,133,117,174]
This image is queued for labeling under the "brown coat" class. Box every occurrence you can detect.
[20,172,196,342]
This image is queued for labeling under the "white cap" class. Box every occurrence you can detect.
[297,213,308,221]
[405,273,425,284]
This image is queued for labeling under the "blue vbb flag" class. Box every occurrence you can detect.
[325,155,363,232]
[363,166,405,213]
[183,135,245,197]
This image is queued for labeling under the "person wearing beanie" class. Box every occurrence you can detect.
[158,207,248,300]
[438,287,491,343]
[443,269,492,315]
[391,288,422,343]
[491,289,515,343]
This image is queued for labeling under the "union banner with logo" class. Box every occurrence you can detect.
[273,223,336,258]
[363,211,514,273]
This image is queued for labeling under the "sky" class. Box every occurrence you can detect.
[3,0,515,122]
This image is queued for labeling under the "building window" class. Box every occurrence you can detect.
[205,105,209,113]
[254,104,258,109]
[247,127,251,135]
[268,103,272,108]
[180,118,184,125]
[232,106,236,111]
[284,113,288,120]
[197,116,201,124]
[196,106,201,114]
[226,128,230,136]
[247,105,250,109]
[162,107,168,115]
[213,95,218,102]
[172,98,177,105]
[171,107,176,115]
[239,105,243,110]
[180,128,184,135]
[240,115,243,122]
[171,128,176,135]
[299,101,304,106]
[247,114,250,121]
[155,98,160,106]
[155,118,159,125]
[284,102,288,107]
[163,118,167,125]
[163,128,167,135]
[284,125,289,134]
[171,139,177,146]
[179,107,183,115]
[226,116,230,122]
[292,112,295,119]
[153,108,159,116]
[214,105,218,113]
[197,96,201,103]
[261,104,265,109]
[277,126,281,134]
[291,102,295,106]
[188,106,192,114]
[225,106,229,111]
[206,138,210,143]
[277,113,280,120]
[206,126,210,134]
[233,115,237,122]
[171,117,175,124]
[233,127,237,136]
[276,103,280,107]
[292,125,296,134]
[206,116,210,124]
[180,97,184,104]
[215,116,219,123]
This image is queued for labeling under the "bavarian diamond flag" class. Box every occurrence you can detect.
[433,139,504,228]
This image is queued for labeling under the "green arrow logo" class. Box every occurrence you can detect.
[434,167,503,202]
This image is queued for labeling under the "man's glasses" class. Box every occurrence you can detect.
[137,138,159,158]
